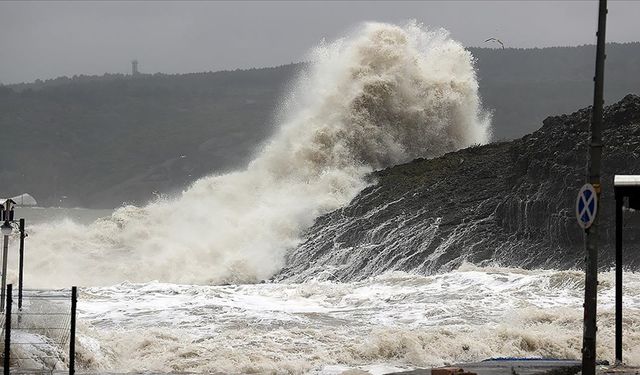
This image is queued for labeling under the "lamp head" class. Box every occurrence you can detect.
[0,221,12,236]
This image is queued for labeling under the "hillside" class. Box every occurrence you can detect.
[1,43,639,208]
[0,65,299,207]
[276,95,640,282]
[472,43,640,140]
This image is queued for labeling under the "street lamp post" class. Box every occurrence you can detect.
[0,199,16,311]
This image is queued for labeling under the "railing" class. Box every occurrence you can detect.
[1,285,77,374]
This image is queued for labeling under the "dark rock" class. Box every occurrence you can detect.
[276,94,640,282]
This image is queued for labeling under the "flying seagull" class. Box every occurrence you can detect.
[484,38,505,49]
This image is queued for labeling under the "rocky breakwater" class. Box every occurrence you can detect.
[277,94,640,282]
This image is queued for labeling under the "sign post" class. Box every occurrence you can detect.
[581,1,607,375]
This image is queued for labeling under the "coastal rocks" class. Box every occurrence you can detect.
[277,95,640,282]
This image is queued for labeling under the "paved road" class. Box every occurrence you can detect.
[386,359,582,375]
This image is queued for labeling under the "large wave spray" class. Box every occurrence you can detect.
[26,22,490,286]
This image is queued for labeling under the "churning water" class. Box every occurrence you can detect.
[7,21,638,374]
[75,267,640,373]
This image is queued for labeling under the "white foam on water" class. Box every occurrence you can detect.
[21,20,490,288]
[70,267,640,373]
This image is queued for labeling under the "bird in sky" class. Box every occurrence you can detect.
[484,37,505,49]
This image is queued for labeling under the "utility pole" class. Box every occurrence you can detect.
[582,1,607,375]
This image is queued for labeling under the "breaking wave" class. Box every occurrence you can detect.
[26,21,490,287]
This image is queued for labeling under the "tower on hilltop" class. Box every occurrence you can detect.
[131,60,139,75]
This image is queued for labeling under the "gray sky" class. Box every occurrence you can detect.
[1,1,639,84]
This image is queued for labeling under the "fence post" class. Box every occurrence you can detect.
[69,286,77,375]
[1,234,8,312]
[18,219,24,310]
[4,284,12,375]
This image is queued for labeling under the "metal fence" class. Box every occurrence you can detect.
[1,285,77,374]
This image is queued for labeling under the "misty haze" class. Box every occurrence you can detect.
[1,1,640,374]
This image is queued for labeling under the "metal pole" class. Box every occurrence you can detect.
[69,286,77,375]
[18,219,24,310]
[1,235,8,312]
[4,284,12,375]
[582,1,607,375]
[615,196,623,364]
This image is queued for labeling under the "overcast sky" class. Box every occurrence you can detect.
[1,1,639,84]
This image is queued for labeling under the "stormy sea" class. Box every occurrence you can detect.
[9,22,640,373]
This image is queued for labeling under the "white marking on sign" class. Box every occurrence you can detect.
[576,183,598,229]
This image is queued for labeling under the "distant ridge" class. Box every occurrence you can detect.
[0,44,639,208]
[4,63,305,92]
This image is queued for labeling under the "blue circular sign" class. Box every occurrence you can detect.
[576,183,598,229]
